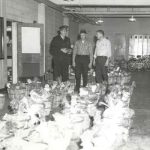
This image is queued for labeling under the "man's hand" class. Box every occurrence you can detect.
[105,58,109,67]
[61,48,67,53]
[67,49,72,54]
[93,59,96,66]
[72,61,76,67]
[88,63,92,69]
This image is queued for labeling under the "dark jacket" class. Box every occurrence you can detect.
[50,35,71,59]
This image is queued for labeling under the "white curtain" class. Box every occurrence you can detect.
[129,35,150,57]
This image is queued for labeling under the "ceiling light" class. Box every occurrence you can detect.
[96,18,104,24]
[128,15,136,22]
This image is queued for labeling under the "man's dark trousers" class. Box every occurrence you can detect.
[95,56,108,83]
[75,55,90,92]
[53,56,69,82]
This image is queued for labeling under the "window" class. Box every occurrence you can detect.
[129,35,150,57]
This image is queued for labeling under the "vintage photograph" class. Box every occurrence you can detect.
[0,0,150,150]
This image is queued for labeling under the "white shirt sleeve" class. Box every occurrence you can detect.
[107,40,111,58]
[94,42,98,58]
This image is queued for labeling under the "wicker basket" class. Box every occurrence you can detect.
[26,82,42,96]
[121,75,131,84]
[108,76,117,85]
[116,76,122,84]
[8,88,26,101]
[50,94,63,112]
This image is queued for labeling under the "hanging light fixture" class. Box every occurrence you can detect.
[96,18,104,24]
[128,15,136,22]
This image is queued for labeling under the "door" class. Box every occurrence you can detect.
[12,22,44,83]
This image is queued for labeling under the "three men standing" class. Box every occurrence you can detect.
[73,30,93,93]
[50,26,111,93]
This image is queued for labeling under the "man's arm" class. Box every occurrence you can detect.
[108,40,111,58]
[94,42,97,59]
[93,42,97,66]
[49,37,56,56]
[72,41,78,66]
[67,38,72,54]
[89,43,93,68]
[105,40,111,66]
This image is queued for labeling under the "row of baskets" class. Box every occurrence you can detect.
[7,82,68,113]
[108,75,131,85]
[7,82,42,101]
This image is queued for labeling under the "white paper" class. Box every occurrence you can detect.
[21,27,40,53]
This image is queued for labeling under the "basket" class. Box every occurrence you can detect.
[7,88,26,101]
[26,82,42,95]
[108,76,117,85]
[50,94,63,112]
[88,74,95,84]
[116,76,122,84]
[121,75,131,84]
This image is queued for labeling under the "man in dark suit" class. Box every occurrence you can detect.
[50,25,71,82]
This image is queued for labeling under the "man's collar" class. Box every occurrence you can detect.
[60,35,65,40]
[80,39,87,43]
[98,37,105,42]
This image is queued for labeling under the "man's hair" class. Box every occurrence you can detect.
[59,25,68,31]
[97,30,104,36]
[80,29,87,34]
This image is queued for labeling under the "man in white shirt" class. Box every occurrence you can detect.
[93,30,111,85]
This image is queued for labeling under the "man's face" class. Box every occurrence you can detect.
[80,33,86,40]
[96,32,103,40]
[60,28,67,37]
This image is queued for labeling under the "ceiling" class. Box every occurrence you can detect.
[49,0,150,6]
[48,0,150,24]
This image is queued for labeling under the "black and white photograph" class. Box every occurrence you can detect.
[0,0,150,149]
